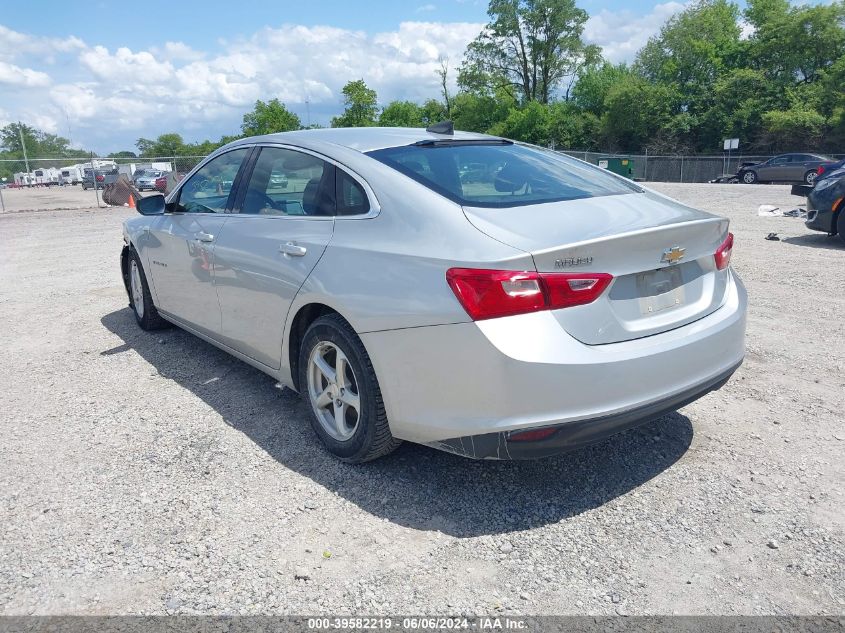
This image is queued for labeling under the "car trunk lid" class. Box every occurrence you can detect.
[462,191,731,344]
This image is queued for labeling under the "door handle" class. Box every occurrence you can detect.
[279,242,307,257]
[195,232,214,242]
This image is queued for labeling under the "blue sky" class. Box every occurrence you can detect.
[0,0,687,153]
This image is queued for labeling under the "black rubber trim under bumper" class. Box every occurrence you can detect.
[428,360,743,460]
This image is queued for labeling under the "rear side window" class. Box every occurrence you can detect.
[239,147,334,216]
[367,142,640,208]
[336,170,370,216]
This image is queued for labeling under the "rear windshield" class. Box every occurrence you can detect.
[367,142,641,208]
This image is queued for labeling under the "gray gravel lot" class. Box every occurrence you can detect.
[0,183,842,615]
[0,185,158,214]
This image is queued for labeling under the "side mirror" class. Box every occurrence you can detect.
[137,194,166,216]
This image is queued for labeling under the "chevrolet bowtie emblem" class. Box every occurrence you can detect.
[661,246,686,264]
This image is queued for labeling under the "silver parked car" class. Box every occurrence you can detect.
[121,127,747,462]
[135,170,165,191]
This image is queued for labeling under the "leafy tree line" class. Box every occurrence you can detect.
[2,0,843,176]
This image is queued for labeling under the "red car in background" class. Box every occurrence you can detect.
[153,172,185,193]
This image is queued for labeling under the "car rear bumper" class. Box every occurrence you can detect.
[430,360,740,459]
[361,270,746,450]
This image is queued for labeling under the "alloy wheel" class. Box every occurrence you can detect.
[130,260,145,318]
[306,341,361,441]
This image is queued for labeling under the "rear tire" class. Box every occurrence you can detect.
[128,249,168,330]
[298,314,401,463]
[804,170,818,186]
[742,171,758,184]
[837,209,845,245]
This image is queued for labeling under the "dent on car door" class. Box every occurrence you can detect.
[144,147,251,336]
[212,146,338,369]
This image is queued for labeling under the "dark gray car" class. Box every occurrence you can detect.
[82,167,119,190]
[739,153,836,185]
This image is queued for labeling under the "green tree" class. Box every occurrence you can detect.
[700,68,773,151]
[571,62,632,116]
[0,122,81,157]
[490,101,552,144]
[331,80,379,127]
[745,0,845,87]
[241,98,301,136]
[109,150,138,158]
[459,0,599,103]
[451,91,515,133]
[420,99,449,126]
[760,107,827,151]
[600,76,676,151]
[635,0,741,120]
[547,101,599,149]
[135,133,185,157]
[378,101,424,127]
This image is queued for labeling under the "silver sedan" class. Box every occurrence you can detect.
[121,127,746,462]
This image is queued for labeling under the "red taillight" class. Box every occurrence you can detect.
[543,273,613,310]
[714,232,733,270]
[818,165,825,176]
[96,175,104,182]
[446,268,613,321]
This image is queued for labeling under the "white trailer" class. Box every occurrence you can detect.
[60,165,83,185]
[14,172,33,187]
[33,167,61,186]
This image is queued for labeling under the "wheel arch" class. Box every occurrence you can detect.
[286,302,344,392]
[833,196,844,235]
[120,243,131,298]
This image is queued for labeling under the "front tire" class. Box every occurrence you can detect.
[299,314,401,463]
[742,171,758,184]
[128,249,168,330]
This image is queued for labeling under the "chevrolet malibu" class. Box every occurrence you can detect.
[121,126,746,463]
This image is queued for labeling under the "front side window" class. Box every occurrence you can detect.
[367,142,640,208]
[175,148,249,213]
[240,147,335,216]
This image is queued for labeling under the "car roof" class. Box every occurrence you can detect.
[225,127,504,153]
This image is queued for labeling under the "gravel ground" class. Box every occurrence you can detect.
[0,183,842,616]
[0,185,158,214]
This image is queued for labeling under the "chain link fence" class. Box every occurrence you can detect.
[559,150,845,183]
[0,155,205,189]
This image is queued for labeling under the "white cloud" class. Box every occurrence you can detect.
[584,2,684,62]
[738,18,755,39]
[416,4,437,12]
[155,41,206,62]
[0,19,484,150]
[0,61,51,87]
[0,24,83,62]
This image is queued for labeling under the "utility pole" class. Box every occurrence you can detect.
[305,95,311,128]
[90,152,100,208]
[18,122,30,174]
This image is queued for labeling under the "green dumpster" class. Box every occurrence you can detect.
[598,156,634,178]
